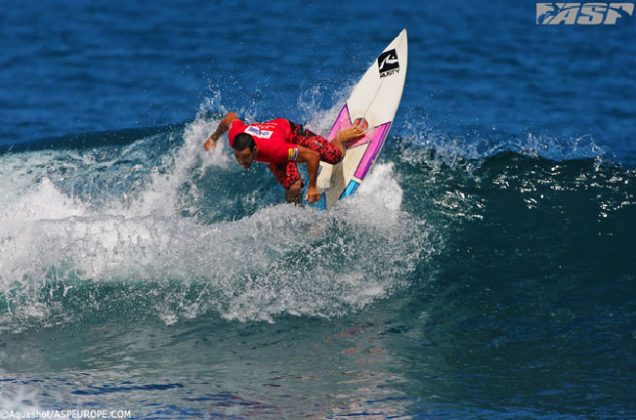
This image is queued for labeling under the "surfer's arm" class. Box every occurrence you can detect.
[296,146,321,203]
[204,112,239,150]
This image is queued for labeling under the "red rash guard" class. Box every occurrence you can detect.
[228,118,298,164]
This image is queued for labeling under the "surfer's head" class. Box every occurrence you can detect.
[232,133,257,168]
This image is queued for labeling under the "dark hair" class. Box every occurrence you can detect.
[233,133,256,151]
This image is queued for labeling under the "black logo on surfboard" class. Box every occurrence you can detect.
[378,49,399,78]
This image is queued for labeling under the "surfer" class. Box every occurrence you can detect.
[203,112,366,204]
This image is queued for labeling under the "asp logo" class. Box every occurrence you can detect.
[378,49,400,78]
[537,2,635,25]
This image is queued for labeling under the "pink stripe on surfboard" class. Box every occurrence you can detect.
[326,104,391,180]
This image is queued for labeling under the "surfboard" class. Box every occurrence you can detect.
[311,29,408,209]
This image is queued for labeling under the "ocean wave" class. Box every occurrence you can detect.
[2,104,635,333]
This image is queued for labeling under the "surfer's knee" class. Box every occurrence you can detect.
[323,147,344,165]
[329,138,346,160]
[285,180,302,204]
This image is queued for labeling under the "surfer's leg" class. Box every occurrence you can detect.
[305,136,343,164]
[292,126,344,165]
[269,162,303,204]
[289,121,343,164]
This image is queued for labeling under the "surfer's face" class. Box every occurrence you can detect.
[234,147,256,168]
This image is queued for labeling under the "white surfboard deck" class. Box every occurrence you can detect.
[310,29,408,209]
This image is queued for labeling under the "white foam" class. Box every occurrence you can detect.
[1,195,422,327]
[126,110,230,218]
[1,177,87,221]
[355,163,403,211]
[299,82,354,136]
[0,385,43,413]
[0,96,429,329]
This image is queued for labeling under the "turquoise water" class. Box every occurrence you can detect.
[2,0,636,417]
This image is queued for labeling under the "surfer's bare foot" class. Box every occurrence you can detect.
[333,119,368,154]
[337,119,368,143]
[335,127,364,143]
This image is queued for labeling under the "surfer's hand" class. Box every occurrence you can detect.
[306,186,321,204]
[204,136,217,151]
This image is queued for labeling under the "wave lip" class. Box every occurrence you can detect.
[2,98,633,333]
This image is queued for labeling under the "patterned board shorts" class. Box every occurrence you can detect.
[268,121,343,189]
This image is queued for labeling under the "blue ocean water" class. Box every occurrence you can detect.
[1,0,635,417]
